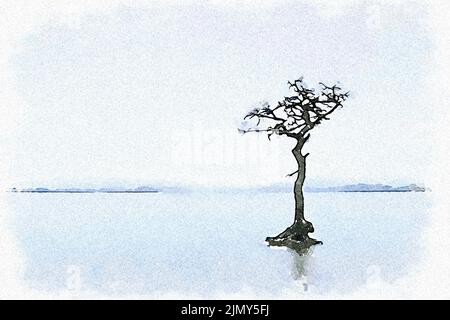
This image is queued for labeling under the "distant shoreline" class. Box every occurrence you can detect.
[14,190,159,194]
[308,190,420,193]
[5,183,427,194]
[6,190,424,194]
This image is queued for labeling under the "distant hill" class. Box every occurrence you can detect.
[304,183,426,193]
[253,183,427,193]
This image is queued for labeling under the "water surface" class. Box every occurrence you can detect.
[6,192,430,297]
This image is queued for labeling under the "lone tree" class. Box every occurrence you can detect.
[240,77,349,252]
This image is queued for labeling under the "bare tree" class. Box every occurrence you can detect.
[240,77,349,252]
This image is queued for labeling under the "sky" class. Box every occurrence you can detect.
[2,1,434,188]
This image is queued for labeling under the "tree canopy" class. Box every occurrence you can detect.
[239,77,349,141]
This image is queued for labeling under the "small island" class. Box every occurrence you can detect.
[10,186,159,193]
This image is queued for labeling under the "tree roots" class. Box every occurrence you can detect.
[265,221,322,254]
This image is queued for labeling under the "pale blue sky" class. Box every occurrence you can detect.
[9,2,432,188]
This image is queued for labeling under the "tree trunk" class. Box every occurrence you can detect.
[266,138,322,253]
[291,139,314,236]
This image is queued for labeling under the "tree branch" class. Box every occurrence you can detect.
[286,170,298,177]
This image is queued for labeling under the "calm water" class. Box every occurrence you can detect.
[6,192,431,297]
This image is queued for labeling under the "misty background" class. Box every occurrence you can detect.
[6,2,432,189]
